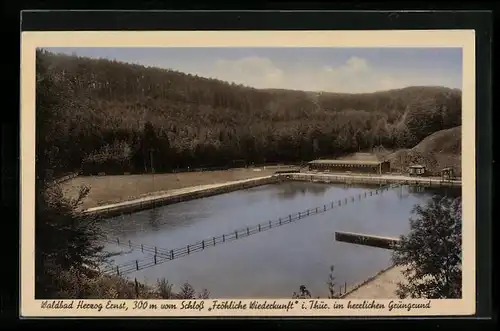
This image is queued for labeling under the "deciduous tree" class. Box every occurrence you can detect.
[392,195,462,299]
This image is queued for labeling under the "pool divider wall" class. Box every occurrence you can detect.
[83,172,461,219]
[334,231,400,250]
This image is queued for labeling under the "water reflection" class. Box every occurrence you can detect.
[275,182,329,200]
[101,204,213,238]
[148,207,165,231]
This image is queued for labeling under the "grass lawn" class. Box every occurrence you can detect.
[61,167,294,210]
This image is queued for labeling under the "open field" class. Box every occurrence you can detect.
[61,167,293,209]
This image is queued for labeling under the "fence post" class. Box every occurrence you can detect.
[247,227,250,235]
[116,266,120,276]
[141,244,143,252]
[136,260,139,270]
[223,234,225,242]
[324,205,326,211]
[289,214,292,221]
[235,231,238,239]
[117,238,120,245]
[213,237,216,245]
[135,278,139,298]
[269,220,272,228]
[279,218,282,225]
[258,224,261,232]
[307,210,309,216]
[154,255,157,264]
[170,250,173,260]
[316,207,318,213]
[187,245,190,254]
[202,240,205,249]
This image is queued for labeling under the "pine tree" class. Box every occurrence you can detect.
[178,282,196,299]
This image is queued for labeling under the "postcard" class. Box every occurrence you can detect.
[20,29,475,317]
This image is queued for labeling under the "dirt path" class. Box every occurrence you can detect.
[61,167,290,209]
[342,265,406,299]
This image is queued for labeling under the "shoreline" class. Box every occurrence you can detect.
[82,175,279,218]
[341,265,406,299]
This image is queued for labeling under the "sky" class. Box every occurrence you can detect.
[44,47,463,93]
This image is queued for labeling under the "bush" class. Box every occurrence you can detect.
[82,141,133,175]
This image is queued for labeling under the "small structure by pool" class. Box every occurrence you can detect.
[408,165,426,177]
[440,167,455,180]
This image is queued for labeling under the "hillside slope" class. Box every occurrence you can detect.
[387,126,462,175]
[36,49,462,177]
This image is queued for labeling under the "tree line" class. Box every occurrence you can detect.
[36,49,462,178]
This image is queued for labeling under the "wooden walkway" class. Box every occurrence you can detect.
[102,183,398,276]
[284,172,462,187]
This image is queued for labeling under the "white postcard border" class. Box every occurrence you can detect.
[20,30,476,317]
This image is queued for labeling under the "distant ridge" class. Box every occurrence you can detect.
[37,50,462,176]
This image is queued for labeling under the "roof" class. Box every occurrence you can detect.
[308,159,384,166]
[409,165,425,168]
[337,152,380,162]
[441,167,453,171]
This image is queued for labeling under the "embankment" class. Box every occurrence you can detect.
[340,265,406,299]
[62,167,289,209]
[82,175,279,219]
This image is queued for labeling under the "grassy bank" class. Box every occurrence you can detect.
[61,167,292,209]
[47,267,210,300]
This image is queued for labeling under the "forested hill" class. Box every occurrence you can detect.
[36,49,462,177]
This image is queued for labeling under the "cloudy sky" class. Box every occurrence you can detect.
[45,47,462,93]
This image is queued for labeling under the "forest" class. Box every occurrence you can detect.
[36,49,462,178]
